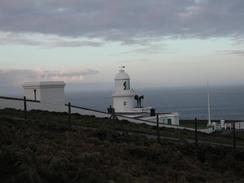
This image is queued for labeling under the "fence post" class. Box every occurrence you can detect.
[24,96,27,120]
[68,102,71,127]
[233,122,236,149]
[195,117,198,148]
[156,113,160,143]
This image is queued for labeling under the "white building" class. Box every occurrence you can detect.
[23,81,66,105]
[207,120,244,131]
[112,67,180,125]
[223,121,244,130]
[112,68,137,113]
[142,113,180,125]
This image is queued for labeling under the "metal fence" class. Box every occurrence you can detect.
[0,96,242,149]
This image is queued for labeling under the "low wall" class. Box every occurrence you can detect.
[69,105,111,118]
[0,97,25,110]
[116,114,214,134]
[0,97,66,112]
[0,97,110,118]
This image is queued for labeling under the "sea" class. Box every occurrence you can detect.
[66,86,244,120]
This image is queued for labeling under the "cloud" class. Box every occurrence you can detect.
[123,44,166,55]
[0,32,104,47]
[217,50,244,56]
[40,69,99,80]
[0,68,100,87]
[0,0,243,44]
[118,58,151,64]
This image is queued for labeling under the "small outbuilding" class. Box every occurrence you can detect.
[23,81,66,105]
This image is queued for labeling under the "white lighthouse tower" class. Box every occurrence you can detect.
[111,66,179,125]
[112,67,136,113]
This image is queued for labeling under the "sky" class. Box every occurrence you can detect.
[0,0,244,94]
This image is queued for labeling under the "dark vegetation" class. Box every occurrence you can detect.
[1,108,244,183]
[180,120,209,129]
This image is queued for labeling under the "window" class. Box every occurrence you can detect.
[123,101,127,106]
[123,81,127,90]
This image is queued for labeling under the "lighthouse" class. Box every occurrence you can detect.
[112,67,136,113]
[111,67,179,125]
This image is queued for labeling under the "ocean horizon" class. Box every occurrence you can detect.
[66,86,244,120]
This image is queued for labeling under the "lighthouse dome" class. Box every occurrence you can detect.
[115,68,130,80]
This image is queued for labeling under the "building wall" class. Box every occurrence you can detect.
[236,122,244,129]
[113,96,136,113]
[24,88,41,101]
[225,122,244,130]
[142,114,179,126]
[40,87,65,105]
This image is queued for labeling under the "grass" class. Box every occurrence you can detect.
[179,120,209,129]
[1,108,244,182]
[0,108,244,146]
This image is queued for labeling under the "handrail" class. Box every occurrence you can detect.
[0,96,40,103]
[65,103,156,123]
[65,104,109,115]
[1,96,242,133]
[65,103,190,128]
[180,119,244,123]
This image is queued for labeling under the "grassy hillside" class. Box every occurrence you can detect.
[1,109,244,183]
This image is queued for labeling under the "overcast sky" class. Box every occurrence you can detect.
[0,0,244,94]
